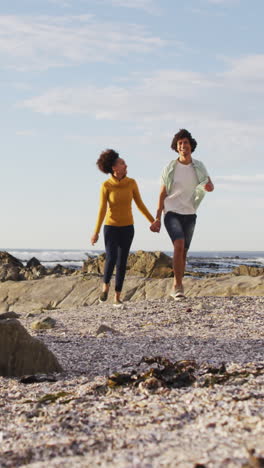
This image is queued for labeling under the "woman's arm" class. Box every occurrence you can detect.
[90,184,108,245]
[132,181,155,223]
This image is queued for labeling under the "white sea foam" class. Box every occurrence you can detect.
[2,249,264,273]
[4,249,102,268]
[256,257,264,264]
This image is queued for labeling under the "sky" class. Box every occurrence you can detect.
[1,0,264,252]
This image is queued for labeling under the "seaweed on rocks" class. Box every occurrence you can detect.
[100,358,264,393]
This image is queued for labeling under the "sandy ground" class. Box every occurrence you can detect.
[0,295,264,468]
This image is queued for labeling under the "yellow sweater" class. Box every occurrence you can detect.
[94,176,154,233]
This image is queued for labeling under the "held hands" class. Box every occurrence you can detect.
[150,219,161,233]
[91,233,99,245]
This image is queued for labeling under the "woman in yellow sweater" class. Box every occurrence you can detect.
[91,149,156,307]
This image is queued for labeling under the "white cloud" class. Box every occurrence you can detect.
[0,15,167,71]
[18,56,264,167]
[206,0,240,4]
[215,174,264,183]
[213,175,264,193]
[47,0,72,6]
[223,55,264,91]
[20,69,218,117]
[47,0,160,14]
[102,0,160,14]
[16,130,36,136]
[19,62,263,125]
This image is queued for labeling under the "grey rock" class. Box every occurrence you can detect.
[0,251,24,268]
[0,319,62,377]
[0,264,21,282]
[0,311,20,320]
[31,317,56,330]
[233,265,264,277]
[96,324,120,335]
[26,257,41,268]
[83,250,173,278]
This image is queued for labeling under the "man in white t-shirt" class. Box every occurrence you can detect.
[150,129,214,299]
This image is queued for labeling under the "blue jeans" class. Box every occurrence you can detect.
[103,225,134,292]
[164,211,197,250]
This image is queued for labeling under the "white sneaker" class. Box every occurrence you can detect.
[113,299,124,308]
[170,286,185,300]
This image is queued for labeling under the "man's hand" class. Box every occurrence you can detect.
[150,220,161,233]
[204,178,214,192]
[91,233,99,245]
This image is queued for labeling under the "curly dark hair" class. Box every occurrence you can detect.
[171,129,197,153]
[96,149,119,174]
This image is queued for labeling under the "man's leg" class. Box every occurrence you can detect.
[173,238,185,289]
[183,248,188,278]
[164,212,185,293]
[181,214,197,284]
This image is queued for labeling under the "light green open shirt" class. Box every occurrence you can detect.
[161,158,210,210]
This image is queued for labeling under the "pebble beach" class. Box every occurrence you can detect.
[0,295,264,467]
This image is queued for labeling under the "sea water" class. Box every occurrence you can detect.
[2,248,264,275]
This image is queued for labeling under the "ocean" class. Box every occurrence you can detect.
[3,248,264,275]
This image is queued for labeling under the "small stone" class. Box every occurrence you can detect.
[31,317,56,330]
[96,324,119,335]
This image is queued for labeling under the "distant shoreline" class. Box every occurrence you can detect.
[2,248,264,275]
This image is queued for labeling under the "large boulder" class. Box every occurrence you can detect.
[82,253,106,275]
[0,264,21,282]
[233,265,264,276]
[0,251,76,282]
[0,251,24,282]
[126,251,173,278]
[0,251,24,268]
[26,257,41,268]
[82,250,173,278]
[22,265,47,280]
[0,319,62,377]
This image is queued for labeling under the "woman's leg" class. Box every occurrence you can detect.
[115,225,134,300]
[103,226,118,293]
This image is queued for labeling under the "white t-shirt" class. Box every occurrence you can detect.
[164,161,198,215]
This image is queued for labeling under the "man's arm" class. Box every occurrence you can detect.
[150,184,167,232]
[156,184,168,219]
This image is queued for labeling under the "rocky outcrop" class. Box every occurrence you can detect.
[0,273,263,314]
[83,251,173,278]
[0,251,24,268]
[126,250,173,278]
[233,265,264,276]
[0,251,75,282]
[0,319,62,377]
[0,251,24,281]
[82,253,106,275]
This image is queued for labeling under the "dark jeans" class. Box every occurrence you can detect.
[164,211,197,250]
[103,225,134,292]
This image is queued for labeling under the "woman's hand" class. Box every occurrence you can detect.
[150,220,161,233]
[91,233,99,245]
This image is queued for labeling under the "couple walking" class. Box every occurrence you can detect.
[91,129,214,307]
